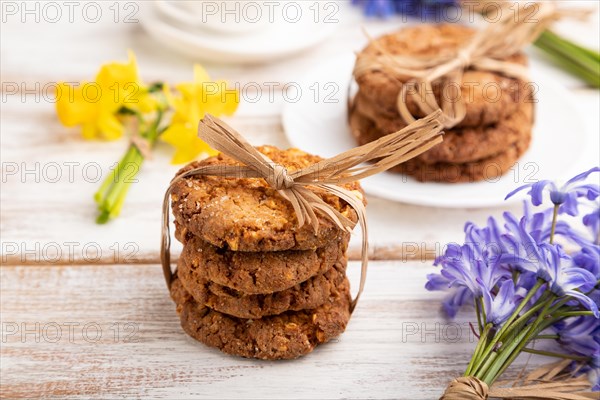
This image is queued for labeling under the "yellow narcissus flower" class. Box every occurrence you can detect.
[160,65,239,164]
[56,51,157,140]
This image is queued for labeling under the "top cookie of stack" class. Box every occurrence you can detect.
[172,146,363,252]
[351,24,535,183]
[169,145,366,360]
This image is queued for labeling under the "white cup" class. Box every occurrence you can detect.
[162,0,271,35]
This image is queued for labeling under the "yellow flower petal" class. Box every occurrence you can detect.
[56,82,98,127]
[161,125,196,164]
[160,123,217,164]
[55,51,160,142]
[81,121,99,140]
[193,65,211,85]
[161,64,239,161]
[217,80,240,115]
[95,54,139,91]
[97,112,124,140]
[162,83,175,105]
[134,90,158,113]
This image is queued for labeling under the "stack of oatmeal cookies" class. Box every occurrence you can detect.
[350,24,534,183]
[169,145,365,359]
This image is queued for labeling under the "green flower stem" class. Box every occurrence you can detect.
[547,297,570,314]
[537,31,600,73]
[94,145,135,204]
[536,39,599,86]
[104,147,140,208]
[105,147,143,216]
[94,109,164,224]
[534,30,600,88]
[478,296,487,326]
[495,290,551,345]
[480,325,530,384]
[533,334,559,340]
[109,178,133,218]
[470,279,544,375]
[552,310,595,318]
[511,270,521,285]
[473,350,497,380]
[475,298,483,333]
[549,204,559,244]
[465,323,492,376]
[483,297,555,384]
[521,348,588,361]
[95,146,138,224]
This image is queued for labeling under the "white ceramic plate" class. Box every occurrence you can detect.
[282,54,594,208]
[139,2,338,65]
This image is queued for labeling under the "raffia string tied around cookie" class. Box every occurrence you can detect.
[161,111,444,311]
[439,361,596,399]
[353,1,587,128]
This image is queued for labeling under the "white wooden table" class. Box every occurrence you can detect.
[1,2,598,398]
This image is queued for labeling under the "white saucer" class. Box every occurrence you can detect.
[139,2,338,65]
[282,54,594,208]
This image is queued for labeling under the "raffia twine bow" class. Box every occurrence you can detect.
[440,360,596,399]
[353,1,588,128]
[161,112,444,310]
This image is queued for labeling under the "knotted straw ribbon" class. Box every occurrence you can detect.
[439,360,595,399]
[353,2,586,128]
[161,112,444,310]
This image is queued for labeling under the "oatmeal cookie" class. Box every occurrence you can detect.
[171,146,365,252]
[178,234,348,295]
[349,97,534,164]
[171,274,352,360]
[177,256,348,319]
[391,130,532,183]
[354,24,531,128]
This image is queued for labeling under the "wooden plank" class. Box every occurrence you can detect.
[0,261,545,399]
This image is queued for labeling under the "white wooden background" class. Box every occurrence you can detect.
[1,1,598,398]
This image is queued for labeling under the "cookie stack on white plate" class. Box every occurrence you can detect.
[350,24,535,183]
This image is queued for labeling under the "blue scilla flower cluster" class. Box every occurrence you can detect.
[352,0,458,19]
[427,167,599,388]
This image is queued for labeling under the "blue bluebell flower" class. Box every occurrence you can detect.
[497,212,544,273]
[521,202,556,243]
[551,315,600,389]
[553,316,600,358]
[583,207,600,244]
[429,242,507,297]
[352,0,396,17]
[505,167,600,216]
[426,249,475,318]
[429,168,600,389]
[352,0,458,18]
[574,246,600,279]
[426,237,511,317]
[464,218,504,265]
[482,280,518,327]
[519,201,591,247]
[442,287,473,319]
[590,358,600,391]
[538,244,599,317]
